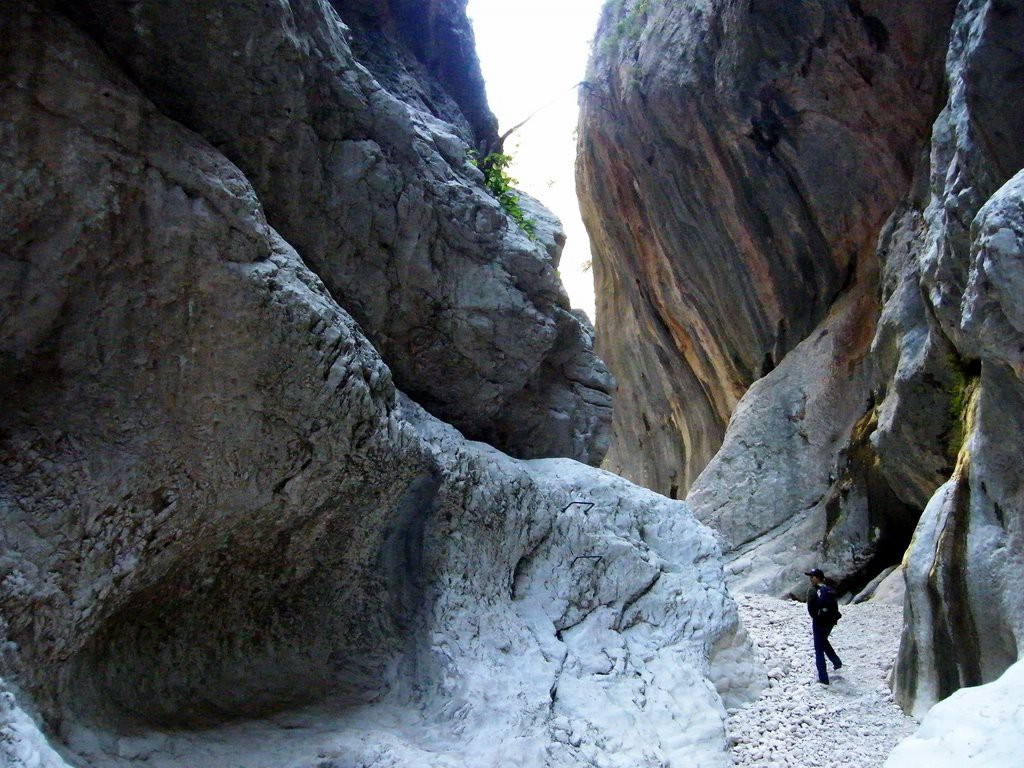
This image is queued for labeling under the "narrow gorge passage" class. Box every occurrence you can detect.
[728,594,915,768]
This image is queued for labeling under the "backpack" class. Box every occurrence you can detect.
[816,585,842,622]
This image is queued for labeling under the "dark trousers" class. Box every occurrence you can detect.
[812,619,842,683]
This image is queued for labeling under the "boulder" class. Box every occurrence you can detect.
[852,564,902,604]
[61,0,613,464]
[885,658,1024,766]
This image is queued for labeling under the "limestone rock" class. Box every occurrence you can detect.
[869,191,964,512]
[329,0,500,154]
[579,0,957,491]
[891,0,1024,715]
[1,5,433,722]
[885,658,1024,768]
[687,255,917,597]
[917,0,1024,349]
[0,4,755,766]
[962,169,1024,370]
[1,681,72,768]
[852,565,903,604]
[62,0,612,464]
[581,0,1024,720]
[518,190,569,266]
[894,361,1024,715]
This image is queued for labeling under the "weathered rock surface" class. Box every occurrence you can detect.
[686,255,892,595]
[62,0,612,464]
[886,0,1024,716]
[885,658,1024,767]
[329,0,500,155]
[895,179,1024,714]
[580,0,955,596]
[580,0,1024,722]
[852,564,904,605]
[578,0,957,491]
[0,2,756,766]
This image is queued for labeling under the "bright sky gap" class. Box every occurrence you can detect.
[466,0,605,320]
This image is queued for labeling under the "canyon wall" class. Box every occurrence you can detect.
[58,0,613,465]
[889,0,1024,714]
[0,1,760,766]
[578,0,956,494]
[580,0,1024,713]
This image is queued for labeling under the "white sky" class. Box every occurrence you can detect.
[466,0,605,320]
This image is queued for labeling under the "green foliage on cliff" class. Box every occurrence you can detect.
[599,0,653,56]
[469,150,536,240]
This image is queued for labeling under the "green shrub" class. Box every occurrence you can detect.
[469,150,537,240]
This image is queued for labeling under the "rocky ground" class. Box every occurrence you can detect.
[727,594,916,768]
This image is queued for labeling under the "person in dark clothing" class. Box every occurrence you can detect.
[805,568,842,685]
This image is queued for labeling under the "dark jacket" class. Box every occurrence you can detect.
[808,584,842,624]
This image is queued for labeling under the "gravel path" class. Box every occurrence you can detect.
[726,593,917,768]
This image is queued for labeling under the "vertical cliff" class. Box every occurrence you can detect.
[579,0,1024,713]
[888,0,1024,714]
[579,0,956,493]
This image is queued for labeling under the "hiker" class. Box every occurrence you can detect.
[806,567,843,685]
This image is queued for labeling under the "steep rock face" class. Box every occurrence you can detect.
[578,0,956,491]
[685,253,891,593]
[0,3,757,766]
[63,0,612,464]
[329,0,499,152]
[892,0,1024,712]
[581,0,1024,716]
[0,2,433,721]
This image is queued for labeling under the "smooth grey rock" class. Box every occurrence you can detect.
[871,566,908,606]
[895,365,1024,716]
[918,0,1024,349]
[869,185,965,512]
[686,257,890,597]
[853,565,901,604]
[962,169,1024,370]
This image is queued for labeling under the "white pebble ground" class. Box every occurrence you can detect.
[726,593,917,768]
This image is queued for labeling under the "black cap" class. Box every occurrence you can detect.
[805,568,825,578]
